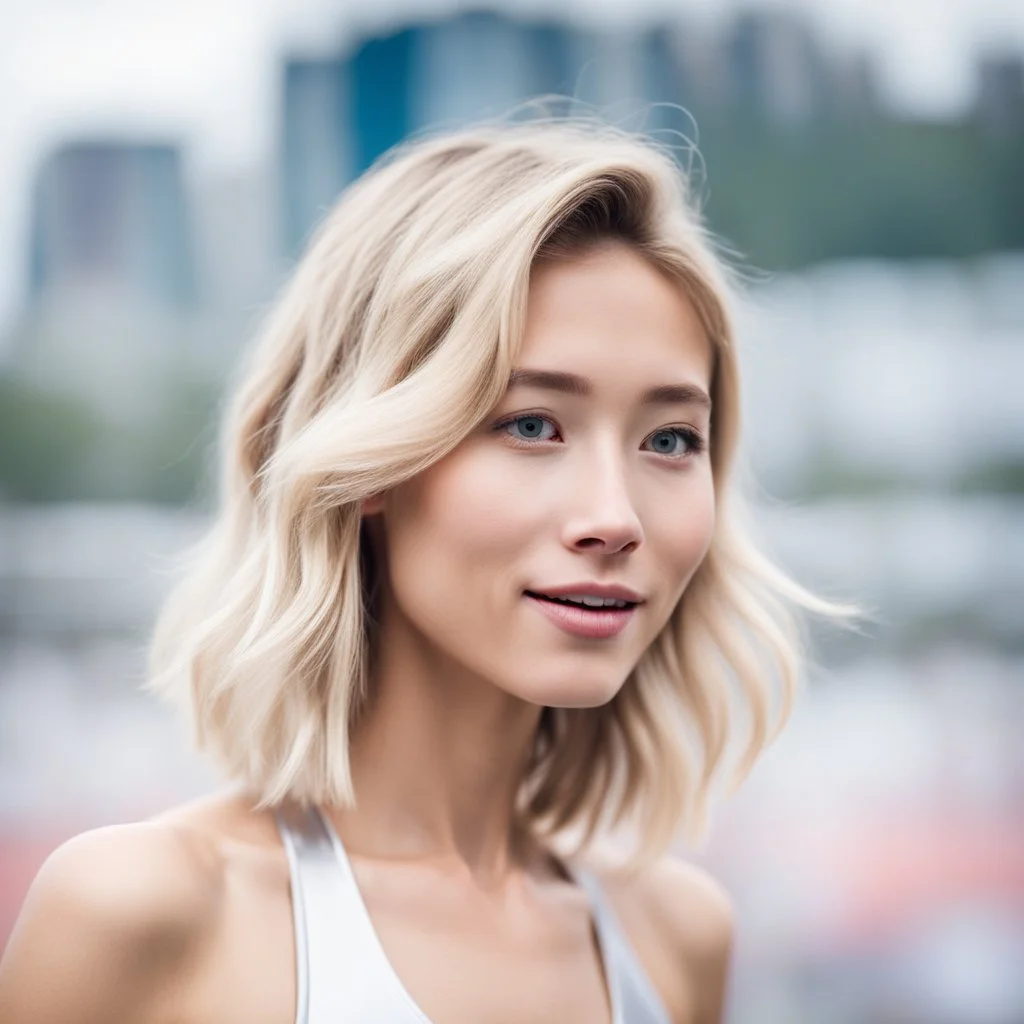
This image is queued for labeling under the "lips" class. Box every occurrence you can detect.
[525,582,644,604]
[529,593,633,609]
[524,590,640,639]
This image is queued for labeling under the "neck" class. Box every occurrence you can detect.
[332,602,547,885]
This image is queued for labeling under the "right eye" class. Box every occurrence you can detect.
[498,414,560,444]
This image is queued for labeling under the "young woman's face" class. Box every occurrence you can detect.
[372,242,716,708]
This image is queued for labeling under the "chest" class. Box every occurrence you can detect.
[176,856,617,1024]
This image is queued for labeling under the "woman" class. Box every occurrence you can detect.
[0,119,843,1023]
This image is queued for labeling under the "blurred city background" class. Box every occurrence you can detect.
[1,1,1023,1021]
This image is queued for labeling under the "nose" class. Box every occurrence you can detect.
[561,447,644,556]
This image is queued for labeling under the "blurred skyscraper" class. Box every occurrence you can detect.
[278,9,888,253]
[281,56,352,256]
[975,51,1024,132]
[7,140,206,429]
[351,26,416,177]
[410,12,576,132]
[640,24,688,132]
[282,12,585,255]
[725,9,830,125]
[29,141,195,310]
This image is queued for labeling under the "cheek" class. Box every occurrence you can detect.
[382,451,536,612]
[653,481,716,593]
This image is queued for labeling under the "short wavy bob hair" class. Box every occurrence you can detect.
[148,117,846,863]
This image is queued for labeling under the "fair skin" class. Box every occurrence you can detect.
[0,242,733,1024]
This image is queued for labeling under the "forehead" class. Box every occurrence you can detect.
[520,244,713,388]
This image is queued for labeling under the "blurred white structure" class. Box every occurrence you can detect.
[737,253,1024,494]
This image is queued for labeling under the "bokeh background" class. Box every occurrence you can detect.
[2,1,1023,1021]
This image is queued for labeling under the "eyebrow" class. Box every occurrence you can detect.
[507,368,712,410]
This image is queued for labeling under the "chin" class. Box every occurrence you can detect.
[513,672,627,710]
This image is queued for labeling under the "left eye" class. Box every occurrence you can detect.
[644,429,694,456]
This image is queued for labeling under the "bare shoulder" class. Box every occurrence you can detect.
[628,853,734,961]
[588,849,734,1024]
[0,817,227,1024]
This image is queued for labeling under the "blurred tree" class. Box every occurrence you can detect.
[696,116,1024,269]
[0,376,102,501]
[0,371,220,505]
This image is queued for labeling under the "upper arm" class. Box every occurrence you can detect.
[0,821,222,1024]
[650,858,734,1024]
[674,864,733,1024]
[601,853,733,1024]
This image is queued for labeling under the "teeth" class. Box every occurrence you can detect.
[551,594,630,609]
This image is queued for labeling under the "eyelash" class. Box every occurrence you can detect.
[492,413,707,459]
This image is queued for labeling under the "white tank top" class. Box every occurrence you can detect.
[275,803,671,1024]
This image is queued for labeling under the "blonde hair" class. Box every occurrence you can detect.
[148,117,848,864]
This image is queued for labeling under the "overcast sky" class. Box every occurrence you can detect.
[1,0,1023,328]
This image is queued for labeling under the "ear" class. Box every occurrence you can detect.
[360,492,385,517]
